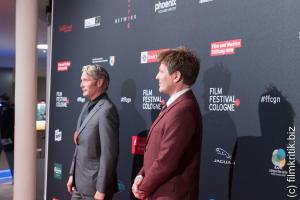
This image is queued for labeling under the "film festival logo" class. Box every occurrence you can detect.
[53,163,62,180]
[54,129,62,142]
[56,91,70,108]
[84,16,101,29]
[286,126,297,198]
[142,89,162,110]
[92,56,116,67]
[210,39,242,57]
[140,48,169,64]
[59,24,72,33]
[208,88,240,112]
[57,60,71,72]
[114,0,137,29]
[213,147,235,165]
[154,0,176,14]
[132,136,147,155]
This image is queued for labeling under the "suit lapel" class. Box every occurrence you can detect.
[145,105,172,145]
[77,97,105,136]
[146,108,168,140]
[76,102,88,131]
[145,90,194,145]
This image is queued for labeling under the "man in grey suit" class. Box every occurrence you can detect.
[67,64,119,200]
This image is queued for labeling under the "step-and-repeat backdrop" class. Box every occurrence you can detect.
[46,0,299,199]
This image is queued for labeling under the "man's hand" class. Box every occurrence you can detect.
[66,176,74,193]
[94,191,105,200]
[132,175,146,199]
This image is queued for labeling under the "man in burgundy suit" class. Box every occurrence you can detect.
[132,47,202,199]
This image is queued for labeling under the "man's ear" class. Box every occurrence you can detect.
[97,79,104,88]
[173,71,182,83]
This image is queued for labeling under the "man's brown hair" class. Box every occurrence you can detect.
[158,46,200,86]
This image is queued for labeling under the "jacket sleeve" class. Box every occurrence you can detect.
[69,146,77,175]
[138,167,145,176]
[96,106,119,193]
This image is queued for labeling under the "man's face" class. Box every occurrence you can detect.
[80,72,102,100]
[155,63,176,95]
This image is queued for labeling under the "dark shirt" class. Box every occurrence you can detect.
[87,93,104,112]
[80,93,106,125]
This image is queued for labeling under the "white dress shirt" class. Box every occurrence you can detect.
[166,87,190,107]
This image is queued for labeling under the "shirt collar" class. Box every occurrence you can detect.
[166,87,190,107]
[88,93,106,112]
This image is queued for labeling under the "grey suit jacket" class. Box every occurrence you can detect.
[69,94,119,196]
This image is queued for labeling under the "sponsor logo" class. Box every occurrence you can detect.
[286,126,297,198]
[142,89,162,110]
[199,0,214,4]
[109,56,115,66]
[54,163,62,180]
[84,16,101,29]
[92,57,107,63]
[54,129,62,142]
[114,0,137,29]
[272,149,286,169]
[269,148,288,177]
[57,61,71,72]
[210,39,242,56]
[216,147,231,159]
[208,88,240,112]
[117,180,126,193]
[213,147,234,165]
[155,0,176,14]
[132,136,146,155]
[77,97,86,103]
[141,48,169,64]
[59,25,72,33]
[56,91,70,108]
[121,97,132,104]
[92,56,116,67]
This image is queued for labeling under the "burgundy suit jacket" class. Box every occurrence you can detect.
[139,90,202,200]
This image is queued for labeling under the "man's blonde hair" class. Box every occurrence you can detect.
[82,64,110,91]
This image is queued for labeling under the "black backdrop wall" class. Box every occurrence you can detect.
[46,0,300,199]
